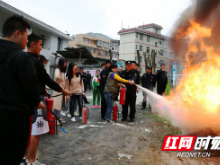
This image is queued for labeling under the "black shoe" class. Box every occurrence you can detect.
[20,158,27,165]
[121,118,127,121]
[101,116,106,120]
[129,119,134,122]
[141,107,146,110]
[84,101,90,104]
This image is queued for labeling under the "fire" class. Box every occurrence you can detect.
[159,20,220,135]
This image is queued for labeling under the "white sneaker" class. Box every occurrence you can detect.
[61,111,66,116]
[26,159,46,165]
[74,111,79,116]
[67,114,71,118]
[71,117,76,122]
[79,117,82,120]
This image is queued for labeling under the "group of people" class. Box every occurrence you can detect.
[0,16,72,165]
[97,60,168,124]
[0,15,91,165]
[0,15,168,165]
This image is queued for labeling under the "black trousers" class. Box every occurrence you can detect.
[122,93,136,120]
[101,92,107,118]
[0,111,30,165]
[85,81,91,91]
[157,84,166,95]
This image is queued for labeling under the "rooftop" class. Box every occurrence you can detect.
[118,27,169,39]
[0,1,72,40]
[138,23,163,29]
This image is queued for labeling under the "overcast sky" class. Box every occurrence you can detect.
[4,0,192,39]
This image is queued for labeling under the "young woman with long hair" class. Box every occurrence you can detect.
[53,57,67,124]
[66,63,85,122]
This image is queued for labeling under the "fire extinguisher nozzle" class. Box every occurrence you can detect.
[62,127,67,133]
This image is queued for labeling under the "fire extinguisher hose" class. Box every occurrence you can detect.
[46,106,67,133]
[47,94,63,98]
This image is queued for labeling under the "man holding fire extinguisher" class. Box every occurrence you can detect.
[104,64,134,124]
[121,61,137,122]
[25,34,71,165]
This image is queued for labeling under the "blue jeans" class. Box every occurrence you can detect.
[53,110,61,119]
[104,92,114,120]
[70,94,83,117]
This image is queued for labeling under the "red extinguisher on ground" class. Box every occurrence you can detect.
[45,98,54,125]
[82,106,88,124]
[112,104,118,121]
[120,87,126,105]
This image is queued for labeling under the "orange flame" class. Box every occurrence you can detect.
[162,20,220,134]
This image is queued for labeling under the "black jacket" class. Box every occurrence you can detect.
[79,71,86,83]
[85,73,91,82]
[0,39,41,115]
[100,67,110,93]
[156,69,168,86]
[28,52,62,95]
[121,69,136,95]
[142,73,156,89]
[134,70,140,84]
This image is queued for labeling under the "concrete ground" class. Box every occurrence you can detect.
[37,90,220,165]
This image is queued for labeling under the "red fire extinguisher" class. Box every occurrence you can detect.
[49,115,56,135]
[82,106,88,124]
[112,104,118,121]
[120,87,126,105]
[45,98,54,125]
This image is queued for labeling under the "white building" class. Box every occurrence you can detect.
[0,1,72,76]
[118,23,175,77]
[110,39,120,61]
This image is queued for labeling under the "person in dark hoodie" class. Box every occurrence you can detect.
[0,16,46,165]
[25,34,71,165]
[100,60,111,119]
[156,63,168,95]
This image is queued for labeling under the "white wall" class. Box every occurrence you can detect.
[119,31,174,76]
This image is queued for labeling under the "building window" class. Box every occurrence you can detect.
[57,37,61,51]
[147,35,150,42]
[83,38,89,43]
[94,49,96,53]
[40,35,45,48]
[136,33,138,38]
[139,45,143,51]
[136,45,137,50]
[112,46,114,51]
[140,33,143,40]
[97,40,103,47]
[105,51,108,56]
[104,42,109,49]
[135,56,142,63]
[146,47,150,53]
[155,28,159,34]
[170,52,174,58]
[155,42,157,47]
[159,41,163,45]
[159,50,164,56]
[98,50,103,55]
